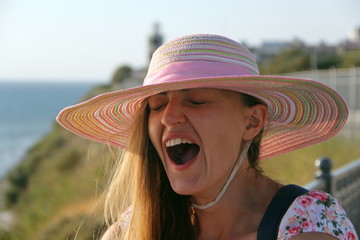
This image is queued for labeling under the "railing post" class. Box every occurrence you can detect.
[315,157,332,194]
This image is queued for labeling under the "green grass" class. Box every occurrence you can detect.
[2,124,110,240]
[261,136,360,185]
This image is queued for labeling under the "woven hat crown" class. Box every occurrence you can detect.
[144,34,260,86]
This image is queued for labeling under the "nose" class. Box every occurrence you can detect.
[161,100,186,127]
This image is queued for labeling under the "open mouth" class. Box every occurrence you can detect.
[166,138,200,165]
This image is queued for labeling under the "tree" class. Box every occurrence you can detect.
[259,47,311,74]
[339,49,360,68]
[111,65,132,86]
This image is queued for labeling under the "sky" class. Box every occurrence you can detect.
[0,0,359,83]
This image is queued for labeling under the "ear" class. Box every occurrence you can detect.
[242,104,268,141]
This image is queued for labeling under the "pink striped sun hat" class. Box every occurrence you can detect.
[56,34,348,160]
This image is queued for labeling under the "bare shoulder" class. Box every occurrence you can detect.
[100,223,122,240]
[289,232,339,240]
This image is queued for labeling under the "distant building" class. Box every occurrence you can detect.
[258,41,290,56]
[148,23,163,62]
[253,40,292,64]
[348,27,360,43]
[337,40,360,53]
[332,27,360,53]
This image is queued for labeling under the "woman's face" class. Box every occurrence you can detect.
[147,88,256,202]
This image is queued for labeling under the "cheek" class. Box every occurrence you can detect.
[200,113,245,153]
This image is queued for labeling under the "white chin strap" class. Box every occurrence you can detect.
[191,140,252,210]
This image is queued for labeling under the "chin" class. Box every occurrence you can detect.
[169,180,202,196]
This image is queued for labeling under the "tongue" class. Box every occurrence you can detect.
[167,143,200,165]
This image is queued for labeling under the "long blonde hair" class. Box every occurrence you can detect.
[103,102,196,240]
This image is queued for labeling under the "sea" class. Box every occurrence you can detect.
[0,81,97,179]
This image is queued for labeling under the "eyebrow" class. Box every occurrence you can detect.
[158,89,191,95]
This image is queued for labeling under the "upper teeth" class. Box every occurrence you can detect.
[166,138,193,147]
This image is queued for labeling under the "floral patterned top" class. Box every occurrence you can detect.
[278,190,358,240]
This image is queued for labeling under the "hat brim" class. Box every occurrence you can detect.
[56,75,348,160]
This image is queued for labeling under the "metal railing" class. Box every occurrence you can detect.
[304,157,360,233]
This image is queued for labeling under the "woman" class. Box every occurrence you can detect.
[57,34,358,240]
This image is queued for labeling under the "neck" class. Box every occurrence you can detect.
[194,169,282,239]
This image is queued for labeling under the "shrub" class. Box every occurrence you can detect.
[56,149,81,172]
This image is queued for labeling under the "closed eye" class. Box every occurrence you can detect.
[147,94,168,111]
[151,104,166,111]
[189,100,206,105]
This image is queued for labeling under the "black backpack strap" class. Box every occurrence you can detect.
[257,184,309,240]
